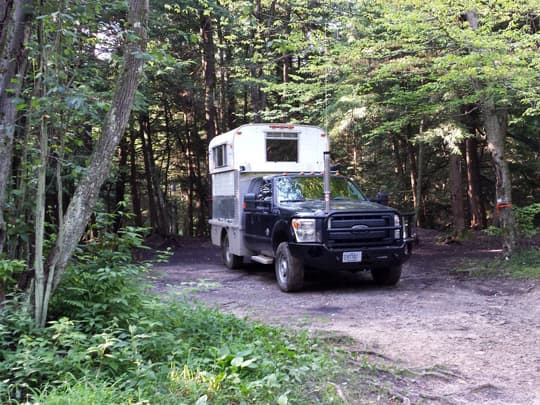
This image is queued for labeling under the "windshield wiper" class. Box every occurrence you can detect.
[280,199,305,203]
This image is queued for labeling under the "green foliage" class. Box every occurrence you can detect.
[0,228,342,404]
[48,226,154,332]
[514,203,540,238]
[2,295,341,404]
[484,203,540,240]
[0,259,26,288]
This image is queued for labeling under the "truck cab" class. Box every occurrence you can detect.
[209,123,414,292]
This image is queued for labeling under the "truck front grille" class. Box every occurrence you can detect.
[326,212,397,248]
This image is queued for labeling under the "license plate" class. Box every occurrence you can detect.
[343,251,362,263]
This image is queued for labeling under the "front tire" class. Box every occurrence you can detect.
[371,264,402,286]
[222,233,242,269]
[275,242,304,292]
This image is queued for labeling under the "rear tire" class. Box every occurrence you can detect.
[371,264,402,286]
[275,242,304,292]
[222,233,242,269]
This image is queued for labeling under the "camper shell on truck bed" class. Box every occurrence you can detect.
[209,124,329,256]
[209,123,414,292]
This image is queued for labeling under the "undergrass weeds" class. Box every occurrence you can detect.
[454,248,540,279]
[0,229,347,404]
[1,290,346,404]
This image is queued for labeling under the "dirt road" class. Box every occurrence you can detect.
[153,230,540,404]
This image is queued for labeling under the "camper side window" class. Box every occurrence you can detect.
[266,132,298,162]
[213,144,227,168]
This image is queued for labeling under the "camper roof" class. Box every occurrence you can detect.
[209,123,329,174]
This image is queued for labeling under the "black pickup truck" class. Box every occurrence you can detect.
[231,173,414,292]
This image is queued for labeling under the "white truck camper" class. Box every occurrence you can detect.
[209,123,329,258]
[209,123,413,292]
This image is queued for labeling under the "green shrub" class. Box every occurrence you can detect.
[1,227,341,404]
[0,259,26,299]
[48,227,154,332]
[514,203,540,238]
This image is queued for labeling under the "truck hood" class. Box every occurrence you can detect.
[279,199,396,216]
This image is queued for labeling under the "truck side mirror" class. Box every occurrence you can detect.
[243,193,257,211]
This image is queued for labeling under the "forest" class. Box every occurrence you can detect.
[0,0,540,402]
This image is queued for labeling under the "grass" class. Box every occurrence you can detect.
[453,248,540,279]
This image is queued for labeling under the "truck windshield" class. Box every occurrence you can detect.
[275,176,367,202]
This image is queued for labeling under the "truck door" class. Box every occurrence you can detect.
[244,178,276,252]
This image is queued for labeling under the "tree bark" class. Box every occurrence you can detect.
[464,137,486,229]
[0,0,33,255]
[465,10,516,256]
[200,10,217,140]
[140,114,170,236]
[483,100,517,256]
[37,0,148,325]
[128,123,143,227]
[449,153,465,235]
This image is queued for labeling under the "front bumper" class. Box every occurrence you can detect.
[288,241,411,270]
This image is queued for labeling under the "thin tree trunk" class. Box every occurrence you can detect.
[37,0,148,326]
[449,153,465,236]
[201,10,217,140]
[415,140,425,227]
[407,141,418,217]
[464,137,486,229]
[128,123,143,227]
[0,0,33,255]
[34,114,49,327]
[216,19,235,130]
[249,0,265,122]
[113,137,128,232]
[139,115,158,229]
[140,116,170,236]
[34,4,51,327]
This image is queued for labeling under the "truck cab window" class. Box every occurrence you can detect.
[257,180,272,201]
[276,177,303,202]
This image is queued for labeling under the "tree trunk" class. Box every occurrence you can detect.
[36,0,148,326]
[216,19,236,130]
[465,10,516,255]
[449,153,465,235]
[249,0,265,122]
[128,123,143,227]
[200,11,217,140]
[464,137,486,229]
[0,0,33,255]
[139,115,158,229]
[483,101,517,256]
[140,115,170,236]
[113,137,129,232]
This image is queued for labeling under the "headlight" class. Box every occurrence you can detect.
[292,218,320,243]
[394,214,401,239]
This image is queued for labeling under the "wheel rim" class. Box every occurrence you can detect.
[278,254,288,282]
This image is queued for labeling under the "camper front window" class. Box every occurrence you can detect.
[213,144,227,168]
[266,132,298,162]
